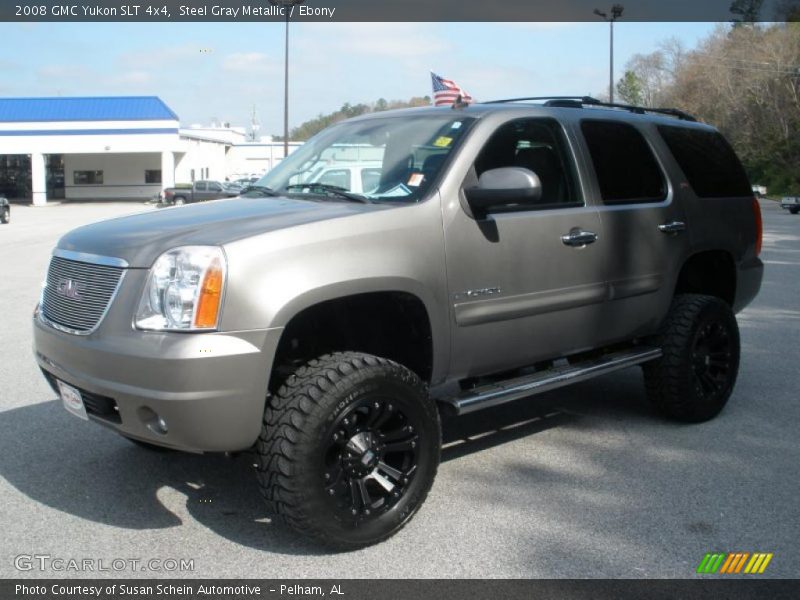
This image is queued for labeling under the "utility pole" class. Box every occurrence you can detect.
[269,0,306,157]
[594,4,624,103]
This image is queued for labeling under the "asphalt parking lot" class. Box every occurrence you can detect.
[0,199,797,579]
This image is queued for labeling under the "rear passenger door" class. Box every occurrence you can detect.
[577,119,690,341]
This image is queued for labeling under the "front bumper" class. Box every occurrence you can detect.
[33,315,282,452]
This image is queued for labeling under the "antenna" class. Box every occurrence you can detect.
[250,105,261,142]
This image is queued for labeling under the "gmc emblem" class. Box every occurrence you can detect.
[56,278,85,300]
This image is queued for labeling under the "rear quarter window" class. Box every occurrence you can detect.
[657,126,752,198]
[580,120,666,204]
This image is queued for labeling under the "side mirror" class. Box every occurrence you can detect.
[464,167,542,219]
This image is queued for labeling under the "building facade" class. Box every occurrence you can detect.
[0,96,300,204]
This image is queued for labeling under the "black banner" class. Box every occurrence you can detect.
[2,0,799,22]
[4,579,800,600]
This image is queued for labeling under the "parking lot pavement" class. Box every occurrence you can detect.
[0,199,797,579]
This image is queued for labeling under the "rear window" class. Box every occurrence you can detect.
[657,126,751,198]
[581,120,666,204]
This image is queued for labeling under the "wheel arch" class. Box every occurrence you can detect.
[268,281,442,390]
[674,249,737,306]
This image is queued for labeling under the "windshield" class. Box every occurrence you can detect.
[255,114,476,202]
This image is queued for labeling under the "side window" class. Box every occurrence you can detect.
[657,126,751,198]
[361,168,381,193]
[208,182,223,192]
[581,120,666,204]
[473,118,582,207]
[317,169,351,190]
[195,182,207,192]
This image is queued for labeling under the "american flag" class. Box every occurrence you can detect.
[431,72,474,107]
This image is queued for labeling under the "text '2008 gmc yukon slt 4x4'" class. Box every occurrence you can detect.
[33,96,763,549]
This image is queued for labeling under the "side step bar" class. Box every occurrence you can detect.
[443,347,662,416]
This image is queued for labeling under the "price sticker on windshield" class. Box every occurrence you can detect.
[433,136,453,148]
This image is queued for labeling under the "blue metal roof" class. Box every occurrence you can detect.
[0,96,179,122]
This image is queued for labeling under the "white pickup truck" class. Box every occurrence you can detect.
[781,196,800,214]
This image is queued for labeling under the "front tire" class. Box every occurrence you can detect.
[790,207,799,215]
[0,206,9,224]
[643,294,740,422]
[256,352,440,549]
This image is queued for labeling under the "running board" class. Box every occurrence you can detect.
[444,347,662,416]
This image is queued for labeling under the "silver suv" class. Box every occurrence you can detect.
[33,97,763,549]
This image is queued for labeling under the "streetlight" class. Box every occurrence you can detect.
[269,0,306,157]
[594,4,624,103]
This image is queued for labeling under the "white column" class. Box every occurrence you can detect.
[31,153,47,206]
[161,151,175,190]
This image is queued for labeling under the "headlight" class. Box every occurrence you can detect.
[135,246,227,331]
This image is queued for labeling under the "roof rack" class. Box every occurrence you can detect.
[482,96,697,122]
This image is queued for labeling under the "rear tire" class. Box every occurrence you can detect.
[256,352,440,549]
[643,294,740,422]
[0,206,9,224]
[173,197,186,206]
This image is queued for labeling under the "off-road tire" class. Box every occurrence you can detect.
[0,206,9,224]
[644,294,740,422]
[255,352,440,549]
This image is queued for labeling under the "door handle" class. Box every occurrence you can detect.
[561,229,599,247]
[658,221,687,234]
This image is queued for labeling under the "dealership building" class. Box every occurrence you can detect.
[0,96,299,205]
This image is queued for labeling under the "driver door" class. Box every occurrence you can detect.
[443,117,608,379]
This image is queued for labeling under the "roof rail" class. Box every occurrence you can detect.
[481,96,697,122]
[484,96,601,105]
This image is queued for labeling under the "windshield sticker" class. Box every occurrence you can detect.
[408,173,424,187]
[433,136,453,148]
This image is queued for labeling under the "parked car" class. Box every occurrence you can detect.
[289,162,384,194]
[0,197,9,224]
[780,196,800,214]
[161,180,239,205]
[233,177,259,189]
[33,97,763,549]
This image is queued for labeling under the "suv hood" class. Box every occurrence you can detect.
[57,196,390,268]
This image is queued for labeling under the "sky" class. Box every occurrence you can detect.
[0,21,718,137]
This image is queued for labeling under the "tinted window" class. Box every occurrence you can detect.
[657,126,751,198]
[581,120,666,204]
[474,118,582,207]
[195,182,207,191]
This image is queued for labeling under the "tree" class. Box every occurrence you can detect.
[730,0,765,25]
[616,71,645,105]
[274,97,437,141]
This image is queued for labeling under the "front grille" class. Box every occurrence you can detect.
[41,256,124,333]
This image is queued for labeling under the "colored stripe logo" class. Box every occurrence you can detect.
[697,552,773,574]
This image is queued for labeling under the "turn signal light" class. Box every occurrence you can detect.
[194,258,225,328]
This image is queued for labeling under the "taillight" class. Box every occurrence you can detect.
[752,197,763,256]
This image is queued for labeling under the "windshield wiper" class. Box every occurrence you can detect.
[242,185,280,197]
[284,183,370,204]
